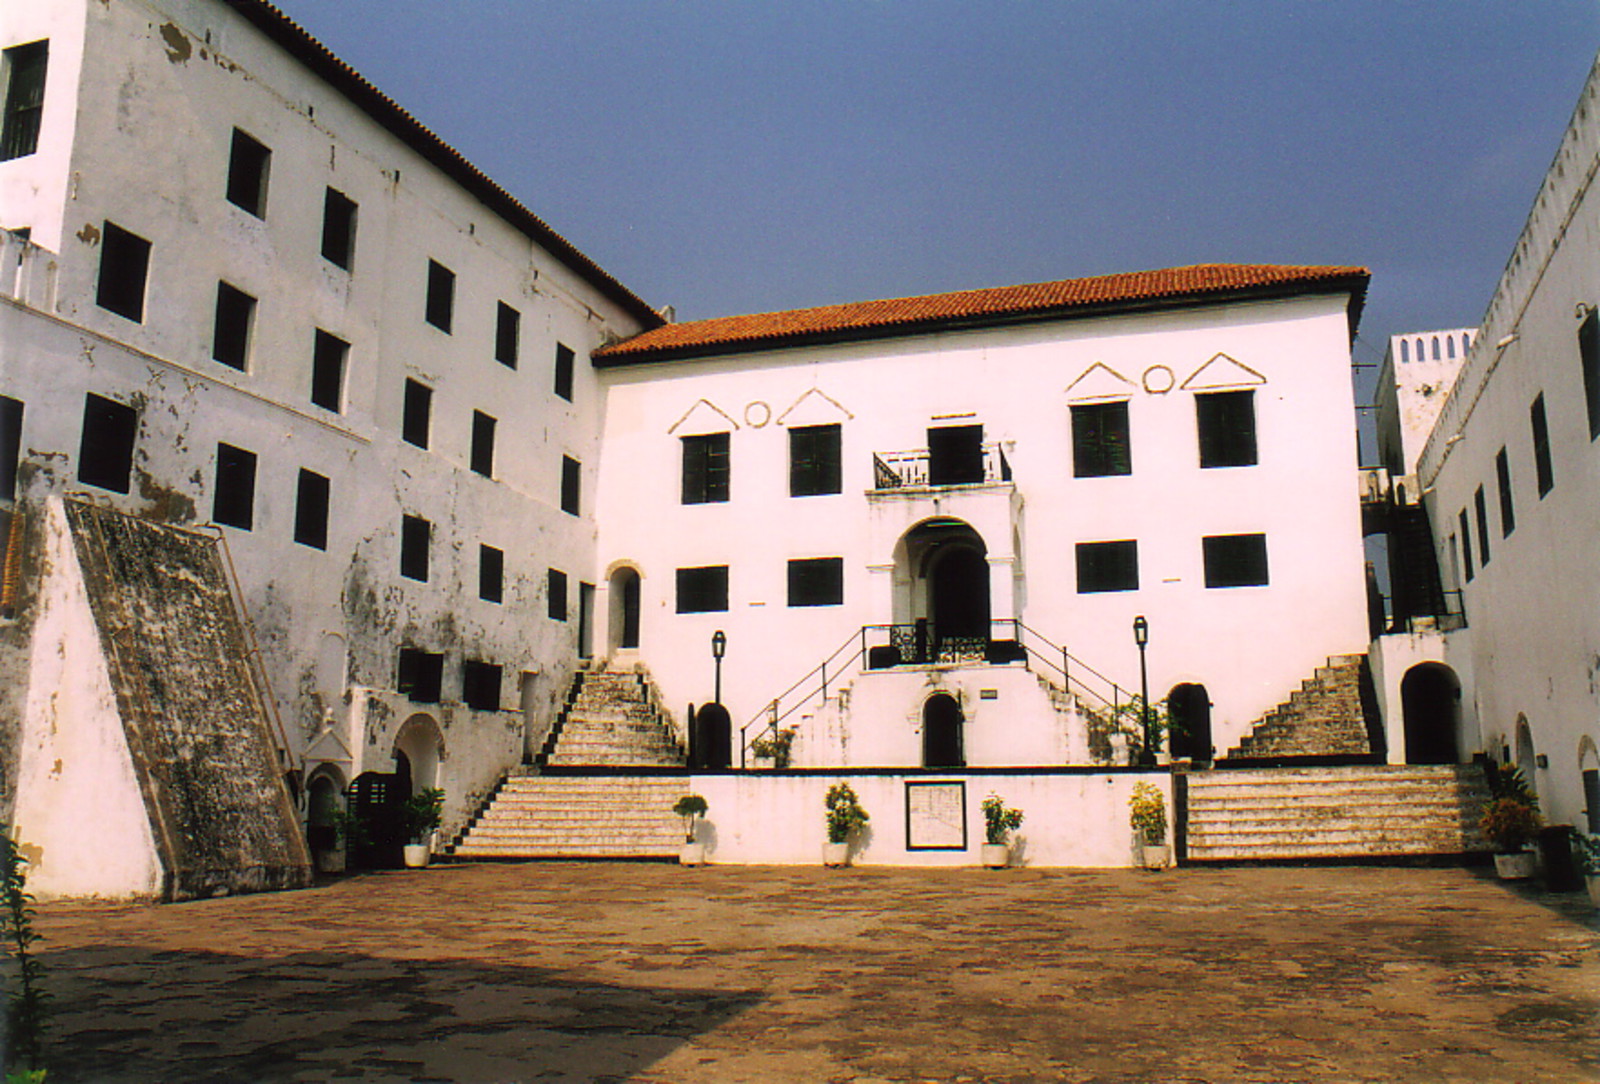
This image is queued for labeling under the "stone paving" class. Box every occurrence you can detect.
[22,862,1600,1083]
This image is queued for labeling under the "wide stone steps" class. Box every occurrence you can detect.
[1225,655,1371,759]
[1185,764,1491,862]
[538,667,687,768]
[451,776,690,860]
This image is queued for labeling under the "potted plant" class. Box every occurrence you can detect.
[750,728,796,769]
[1575,833,1600,908]
[320,806,367,874]
[673,793,709,866]
[824,782,868,867]
[1480,796,1542,879]
[1129,781,1169,869]
[401,787,445,868]
[980,793,1024,868]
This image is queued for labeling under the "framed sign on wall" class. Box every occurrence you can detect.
[905,780,967,851]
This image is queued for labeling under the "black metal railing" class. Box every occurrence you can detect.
[1373,588,1468,634]
[871,443,1011,490]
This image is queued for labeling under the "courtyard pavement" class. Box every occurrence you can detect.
[22,861,1600,1083]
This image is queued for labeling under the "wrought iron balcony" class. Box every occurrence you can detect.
[872,443,1012,490]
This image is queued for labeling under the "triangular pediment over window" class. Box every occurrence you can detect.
[1065,362,1137,403]
[667,398,739,436]
[777,387,853,427]
[1180,353,1267,391]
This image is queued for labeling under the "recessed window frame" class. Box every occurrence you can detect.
[1202,533,1268,589]
[1196,389,1258,468]
[1530,393,1554,497]
[560,455,581,515]
[470,410,496,477]
[294,468,330,550]
[1495,447,1515,538]
[0,395,22,502]
[77,392,138,494]
[1075,539,1139,593]
[211,281,256,371]
[320,187,357,270]
[95,221,151,323]
[425,259,455,332]
[554,342,575,401]
[1,39,49,162]
[682,432,730,504]
[1459,509,1474,582]
[1071,401,1131,478]
[789,424,842,497]
[225,127,271,218]
[495,302,520,368]
[787,557,844,607]
[676,565,730,613]
[479,544,504,603]
[1474,485,1491,567]
[1581,309,1600,441]
[212,442,257,531]
[402,379,432,449]
[310,329,348,413]
[547,568,568,621]
[462,660,503,712]
[397,647,444,704]
[400,513,431,582]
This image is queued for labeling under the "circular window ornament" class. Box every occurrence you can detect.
[1143,365,1175,394]
[744,401,772,428]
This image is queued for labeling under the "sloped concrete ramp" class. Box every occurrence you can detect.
[13,497,309,900]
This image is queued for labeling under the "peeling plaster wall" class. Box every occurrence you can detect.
[0,0,86,252]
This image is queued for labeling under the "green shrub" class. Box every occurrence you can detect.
[980,794,1024,846]
[825,783,869,844]
[1128,782,1168,846]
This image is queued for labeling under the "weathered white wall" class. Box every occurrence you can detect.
[0,0,85,252]
[1374,329,1474,479]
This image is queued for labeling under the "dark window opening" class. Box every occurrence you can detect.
[1531,393,1554,497]
[400,514,430,582]
[470,411,496,477]
[1495,448,1515,537]
[211,281,256,370]
[1071,401,1131,477]
[1196,390,1258,468]
[676,565,729,613]
[310,330,347,412]
[462,660,503,712]
[790,424,842,496]
[1,40,48,161]
[0,396,22,502]
[927,424,984,485]
[1459,509,1474,582]
[547,568,568,621]
[425,259,454,332]
[294,469,329,550]
[397,648,443,704]
[1076,539,1139,593]
[1474,485,1491,567]
[560,455,580,515]
[1582,309,1600,440]
[225,128,271,217]
[554,342,575,401]
[320,187,357,269]
[479,544,503,603]
[77,393,138,494]
[402,379,432,449]
[495,302,519,368]
[212,443,256,530]
[1202,533,1268,588]
[682,432,730,504]
[788,557,843,607]
[1583,768,1600,834]
[96,221,151,322]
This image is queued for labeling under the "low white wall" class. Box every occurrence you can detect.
[686,770,1170,868]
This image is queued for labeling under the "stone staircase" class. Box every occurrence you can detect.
[538,668,685,767]
[450,775,689,859]
[1224,655,1373,760]
[1184,764,1492,862]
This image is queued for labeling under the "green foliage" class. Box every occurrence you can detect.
[1479,796,1541,853]
[1574,833,1600,876]
[824,783,869,845]
[980,794,1024,846]
[1487,764,1540,811]
[400,788,445,844]
[750,728,796,768]
[1,833,47,1077]
[672,794,708,843]
[1128,782,1168,846]
[327,806,367,848]
[1112,697,1176,756]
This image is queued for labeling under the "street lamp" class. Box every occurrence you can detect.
[711,630,727,704]
[1132,615,1153,766]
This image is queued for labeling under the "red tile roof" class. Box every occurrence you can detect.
[594,263,1368,364]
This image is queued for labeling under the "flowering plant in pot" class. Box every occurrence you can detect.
[1480,796,1542,879]
[750,728,796,769]
[1574,833,1600,908]
[1128,782,1169,869]
[401,787,444,868]
[824,782,869,867]
[673,793,709,866]
[980,794,1024,868]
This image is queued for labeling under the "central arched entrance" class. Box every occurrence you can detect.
[923,693,965,768]
[608,566,641,652]
[1400,663,1460,764]
[1167,683,1212,761]
[895,519,990,663]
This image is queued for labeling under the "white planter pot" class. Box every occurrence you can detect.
[1586,874,1600,908]
[1494,851,1536,880]
[750,756,776,770]
[980,843,1010,869]
[824,842,851,867]
[403,843,430,868]
[679,842,707,866]
[1140,843,1170,870]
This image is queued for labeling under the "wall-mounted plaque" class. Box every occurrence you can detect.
[905,780,967,851]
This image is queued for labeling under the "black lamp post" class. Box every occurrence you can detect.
[1133,615,1153,766]
[711,629,727,704]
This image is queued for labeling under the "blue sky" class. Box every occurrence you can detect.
[270,1,1596,379]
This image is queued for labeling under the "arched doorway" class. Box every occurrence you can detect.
[923,693,965,768]
[894,519,990,663]
[1579,735,1600,834]
[304,766,346,857]
[1400,663,1460,764]
[609,566,641,652]
[1167,683,1212,761]
[394,712,444,793]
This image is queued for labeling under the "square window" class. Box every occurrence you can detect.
[1,396,22,502]
[294,469,329,550]
[397,647,443,704]
[2,40,48,161]
[1495,447,1515,537]
[1531,393,1554,497]
[927,424,984,485]
[400,514,430,582]
[470,411,496,477]
[676,565,729,613]
[787,557,843,607]
[321,187,357,269]
[1474,485,1491,566]
[554,342,575,401]
[1459,509,1474,582]
[462,660,503,711]
[1076,540,1139,593]
[1071,401,1131,477]
[1196,390,1257,468]
[212,443,256,530]
[479,544,503,603]
[402,379,432,449]
[77,392,137,494]
[547,568,568,621]
[425,259,454,332]
[1202,533,1268,588]
[310,330,347,412]
[496,302,519,368]
[790,424,842,497]
[1582,309,1600,440]
[225,128,271,217]
[96,221,151,322]
[682,432,730,504]
[561,455,580,515]
[212,281,256,370]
